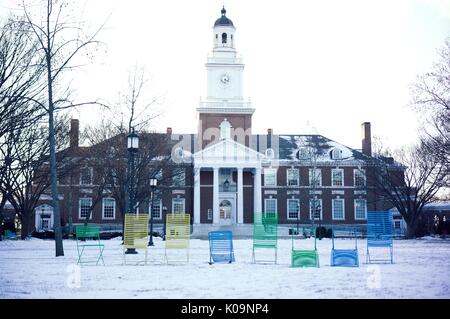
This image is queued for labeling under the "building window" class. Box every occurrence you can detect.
[332,169,344,187]
[79,198,92,219]
[150,199,162,219]
[80,167,92,185]
[287,168,299,186]
[354,199,367,220]
[265,148,275,160]
[332,198,345,220]
[309,198,322,220]
[309,168,322,187]
[172,167,185,186]
[222,32,227,44]
[172,198,185,214]
[264,168,277,186]
[102,198,115,220]
[207,209,213,220]
[297,148,310,160]
[354,169,366,187]
[331,148,342,159]
[220,119,231,139]
[264,198,277,218]
[287,199,300,220]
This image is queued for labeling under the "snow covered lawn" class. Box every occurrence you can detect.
[0,237,449,298]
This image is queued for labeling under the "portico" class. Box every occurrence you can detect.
[193,138,264,225]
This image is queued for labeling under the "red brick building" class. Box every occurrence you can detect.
[32,8,397,236]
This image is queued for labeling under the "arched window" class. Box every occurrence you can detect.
[265,148,275,160]
[220,119,231,139]
[222,33,227,44]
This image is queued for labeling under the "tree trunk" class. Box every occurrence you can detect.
[21,211,33,240]
[47,48,64,257]
[405,220,418,239]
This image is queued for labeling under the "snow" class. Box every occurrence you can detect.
[1,237,449,298]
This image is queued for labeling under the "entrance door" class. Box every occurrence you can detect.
[219,199,234,225]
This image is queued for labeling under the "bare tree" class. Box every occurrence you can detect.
[0,15,46,140]
[367,142,449,238]
[1,116,70,239]
[20,0,107,256]
[411,37,450,170]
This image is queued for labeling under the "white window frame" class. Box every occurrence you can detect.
[354,169,366,187]
[172,198,185,214]
[354,199,367,220]
[102,197,116,220]
[332,198,345,220]
[264,168,277,186]
[309,168,322,187]
[332,168,344,187]
[287,168,299,186]
[80,167,93,185]
[287,199,300,220]
[149,199,162,220]
[309,198,323,220]
[331,148,342,160]
[79,197,92,219]
[264,198,277,218]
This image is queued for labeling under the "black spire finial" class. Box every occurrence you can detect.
[221,6,226,16]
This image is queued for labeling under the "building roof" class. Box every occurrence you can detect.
[214,7,234,27]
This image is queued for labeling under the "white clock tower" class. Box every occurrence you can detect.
[197,7,254,149]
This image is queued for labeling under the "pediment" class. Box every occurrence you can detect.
[193,139,264,166]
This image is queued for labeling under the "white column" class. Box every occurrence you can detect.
[237,167,244,224]
[193,167,201,224]
[213,167,219,224]
[254,167,262,218]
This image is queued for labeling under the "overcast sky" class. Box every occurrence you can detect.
[1,0,450,151]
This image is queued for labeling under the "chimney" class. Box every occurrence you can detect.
[361,122,371,156]
[70,119,79,148]
[166,127,172,135]
[267,128,273,135]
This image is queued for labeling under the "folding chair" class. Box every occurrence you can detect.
[331,225,359,267]
[165,213,190,263]
[367,211,394,263]
[208,230,235,264]
[122,214,149,265]
[291,226,319,267]
[252,212,278,264]
[76,225,105,266]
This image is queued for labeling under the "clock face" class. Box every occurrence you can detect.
[220,73,230,85]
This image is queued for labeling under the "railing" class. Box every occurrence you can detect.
[198,101,252,109]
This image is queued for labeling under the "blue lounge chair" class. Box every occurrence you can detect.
[331,225,359,267]
[367,211,394,263]
[208,231,235,264]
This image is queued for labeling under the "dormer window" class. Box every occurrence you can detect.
[220,119,231,139]
[297,148,310,160]
[331,148,343,160]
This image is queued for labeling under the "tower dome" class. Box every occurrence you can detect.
[214,7,234,28]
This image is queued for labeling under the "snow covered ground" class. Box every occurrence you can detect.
[0,236,449,298]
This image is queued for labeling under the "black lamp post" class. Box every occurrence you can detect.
[296,201,300,235]
[162,206,167,241]
[148,178,157,246]
[125,128,139,254]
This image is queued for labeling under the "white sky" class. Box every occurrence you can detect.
[1,0,450,151]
